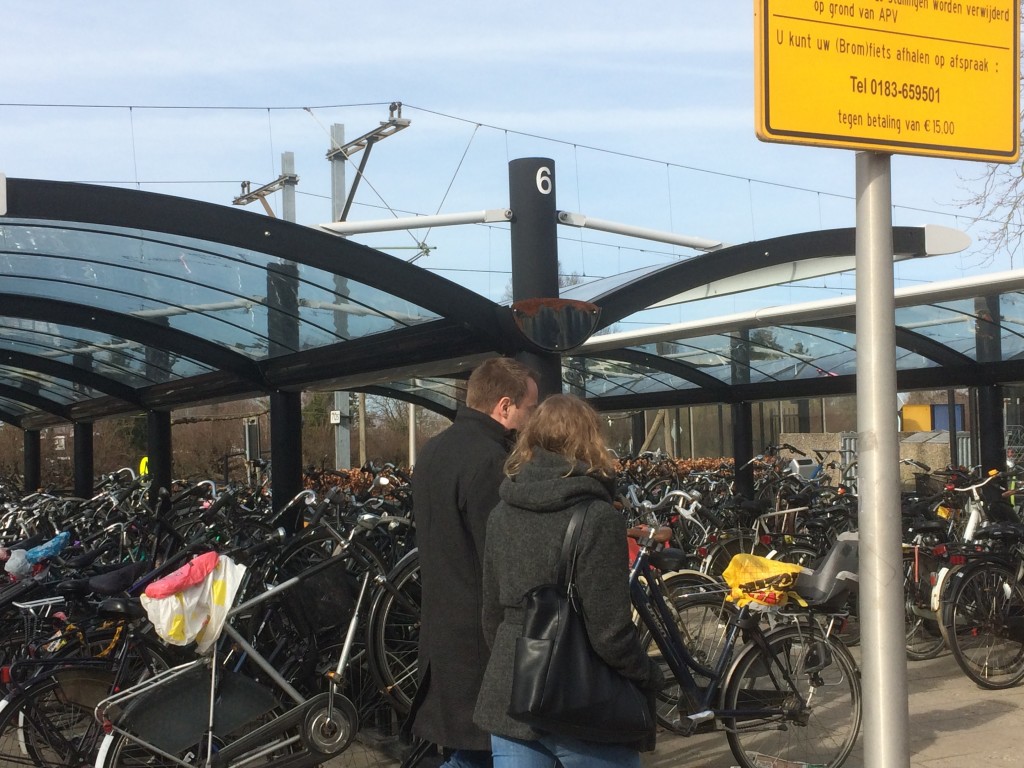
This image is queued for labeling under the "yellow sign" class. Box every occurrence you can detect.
[755,0,1020,162]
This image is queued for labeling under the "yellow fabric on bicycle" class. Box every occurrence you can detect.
[722,554,804,608]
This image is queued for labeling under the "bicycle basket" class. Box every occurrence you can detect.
[914,472,946,496]
[722,554,804,608]
[292,557,357,633]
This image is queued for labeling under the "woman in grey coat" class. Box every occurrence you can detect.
[474,394,663,768]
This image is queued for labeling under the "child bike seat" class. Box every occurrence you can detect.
[793,532,859,610]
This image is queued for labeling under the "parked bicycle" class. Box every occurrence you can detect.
[629,524,862,768]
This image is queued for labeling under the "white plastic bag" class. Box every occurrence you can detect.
[141,554,246,653]
[4,549,31,579]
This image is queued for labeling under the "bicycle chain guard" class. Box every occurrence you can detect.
[302,691,357,756]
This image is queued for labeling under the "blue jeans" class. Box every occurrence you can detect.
[490,734,640,768]
[442,748,492,768]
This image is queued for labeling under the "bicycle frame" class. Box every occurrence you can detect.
[94,547,366,768]
[628,536,816,736]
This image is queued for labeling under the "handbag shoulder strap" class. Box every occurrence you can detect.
[556,502,592,588]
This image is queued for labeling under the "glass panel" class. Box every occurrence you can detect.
[896,302,978,359]
[0,397,33,418]
[559,264,665,303]
[1000,293,1024,361]
[564,357,699,398]
[0,366,104,404]
[0,220,441,360]
[365,378,468,411]
[0,319,214,385]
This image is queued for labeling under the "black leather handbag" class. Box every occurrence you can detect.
[507,503,655,743]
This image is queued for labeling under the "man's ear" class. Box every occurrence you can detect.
[491,396,513,423]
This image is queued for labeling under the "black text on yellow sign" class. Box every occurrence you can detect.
[754,0,1020,162]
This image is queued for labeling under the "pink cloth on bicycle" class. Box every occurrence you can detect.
[143,551,219,599]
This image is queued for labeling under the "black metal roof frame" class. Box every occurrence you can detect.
[0,178,511,429]
[1,177,1020,430]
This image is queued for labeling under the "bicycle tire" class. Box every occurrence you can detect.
[701,530,770,580]
[639,591,732,729]
[943,562,1024,688]
[723,622,861,768]
[0,667,115,766]
[660,570,722,600]
[0,627,179,768]
[903,551,945,661]
[769,544,822,569]
[366,548,421,714]
[96,704,305,768]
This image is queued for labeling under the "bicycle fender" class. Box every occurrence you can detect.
[930,565,951,613]
[95,732,116,768]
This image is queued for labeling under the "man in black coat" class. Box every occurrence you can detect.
[410,357,539,768]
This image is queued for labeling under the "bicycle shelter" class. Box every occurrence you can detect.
[1,172,1021,509]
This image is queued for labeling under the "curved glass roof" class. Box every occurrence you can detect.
[565,270,1024,409]
[1,218,440,358]
[0,178,508,429]
[1,176,1021,428]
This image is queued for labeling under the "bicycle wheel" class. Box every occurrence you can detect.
[366,549,421,714]
[640,592,732,729]
[723,622,861,768]
[944,562,1024,688]
[702,530,770,580]
[97,706,305,768]
[0,667,115,766]
[0,628,177,768]
[904,551,945,661]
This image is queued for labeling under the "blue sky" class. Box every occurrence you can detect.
[1,1,1006,325]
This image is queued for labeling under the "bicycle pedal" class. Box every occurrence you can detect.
[671,709,715,736]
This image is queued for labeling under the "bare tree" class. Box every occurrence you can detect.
[960,158,1024,266]
[960,6,1024,265]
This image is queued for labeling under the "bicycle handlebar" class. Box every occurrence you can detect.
[764,443,806,456]
[944,470,1003,495]
[901,458,932,473]
[228,526,289,564]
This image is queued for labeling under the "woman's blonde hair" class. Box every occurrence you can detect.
[505,394,616,478]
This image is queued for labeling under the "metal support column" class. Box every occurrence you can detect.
[855,151,909,768]
[976,294,1005,472]
[146,410,173,506]
[947,389,960,467]
[281,152,296,222]
[73,422,94,499]
[977,385,1006,472]
[509,157,562,398]
[22,429,40,494]
[631,412,645,456]
[270,390,303,531]
[731,330,754,494]
[267,253,302,522]
[732,402,755,498]
[330,124,352,469]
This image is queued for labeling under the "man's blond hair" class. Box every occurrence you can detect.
[466,358,537,413]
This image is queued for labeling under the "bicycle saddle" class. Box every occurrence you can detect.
[54,541,113,570]
[972,522,1024,545]
[97,596,148,621]
[800,517,834,533]
[57,561,149,599]
[650,547,690,572]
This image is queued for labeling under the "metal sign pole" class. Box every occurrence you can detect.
[855,150,909,768]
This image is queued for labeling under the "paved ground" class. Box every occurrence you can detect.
[647,646,1024,768]
[330,646,1024,767]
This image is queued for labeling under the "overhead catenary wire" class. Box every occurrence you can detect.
[1,100,1000,254]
